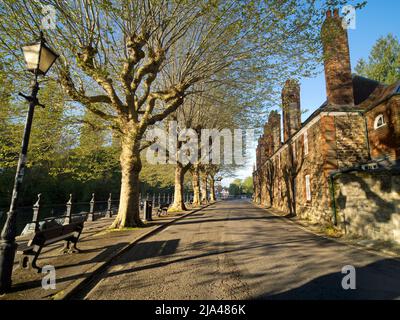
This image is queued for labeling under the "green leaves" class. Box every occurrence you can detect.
[228,176,253,195]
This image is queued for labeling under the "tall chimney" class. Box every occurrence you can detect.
[282,79,301,142]
[268,111,281,152]
[258,136,267,165]
[321,9,354,106]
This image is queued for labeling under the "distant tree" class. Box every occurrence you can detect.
[228,183,240,196]
[242,176,254,195]
[355,34,400,84]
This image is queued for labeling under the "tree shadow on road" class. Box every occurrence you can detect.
[173,215,282,226]
[257,258,400,300]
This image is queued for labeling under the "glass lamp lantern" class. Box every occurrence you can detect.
[22,33,59,76]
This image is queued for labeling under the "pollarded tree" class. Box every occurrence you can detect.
[0,0,337,228]
[206,164,220,202]
[191,163,201,207]
[168,83,238,211]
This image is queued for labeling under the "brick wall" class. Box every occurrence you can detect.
[366,96,400,161]
[334,114,370,168]
[255,112,374,225]
[294,119,332,223]
[257,117,333,224]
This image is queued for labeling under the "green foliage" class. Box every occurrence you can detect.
[140,154,175,190]
[228,183,241,196]
[242,176,254,194]
[228,176,253,196]
[0,78,176,208]
[355,34,400,84]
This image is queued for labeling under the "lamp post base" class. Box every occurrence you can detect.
[0,240,17,294]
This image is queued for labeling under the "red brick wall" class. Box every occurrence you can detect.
[366,96,400,161]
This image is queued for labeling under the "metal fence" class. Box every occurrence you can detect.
[0,193,120,236]
[0,191,194,236]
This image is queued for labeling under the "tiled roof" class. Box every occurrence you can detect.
[302,75,400,127]
[356,77,400,111]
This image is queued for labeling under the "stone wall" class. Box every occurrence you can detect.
[334,169,400,243]
[334,114,370,168]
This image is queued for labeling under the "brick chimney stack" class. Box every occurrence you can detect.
[268,111,281,152]
[282,79,301,142]
[321,8,354,107]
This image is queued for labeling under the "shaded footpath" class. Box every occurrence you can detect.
[0,204,211,300]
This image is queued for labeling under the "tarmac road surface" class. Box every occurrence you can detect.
[81,200,400,300]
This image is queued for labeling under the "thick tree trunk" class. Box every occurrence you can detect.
[169,162,188,212]
[192,164,201,207]
[209,176,216,202]
[200,172,208,204]
[111,133,143,229]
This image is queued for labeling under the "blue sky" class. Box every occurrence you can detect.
[224,0,400,187]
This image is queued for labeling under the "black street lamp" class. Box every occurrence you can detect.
[0,31,58,293]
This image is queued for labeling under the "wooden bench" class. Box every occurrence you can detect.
[17,218,84,272]
[157,203,171,216]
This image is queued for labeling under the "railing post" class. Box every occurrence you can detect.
[31,193,41,232]
[143,199,153,222]
[87,193,95,222]
[105,193,113,218]
[64,194,73,225]
[152,193,156,207]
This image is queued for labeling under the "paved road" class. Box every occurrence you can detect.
[82,200,400,300]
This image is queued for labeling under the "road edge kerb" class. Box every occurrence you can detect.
[55,202,217,300]
[251,201,400,261]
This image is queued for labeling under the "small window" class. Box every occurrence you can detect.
[374,114,386,129]
[304,131,309,156]
[305,175,311,202]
